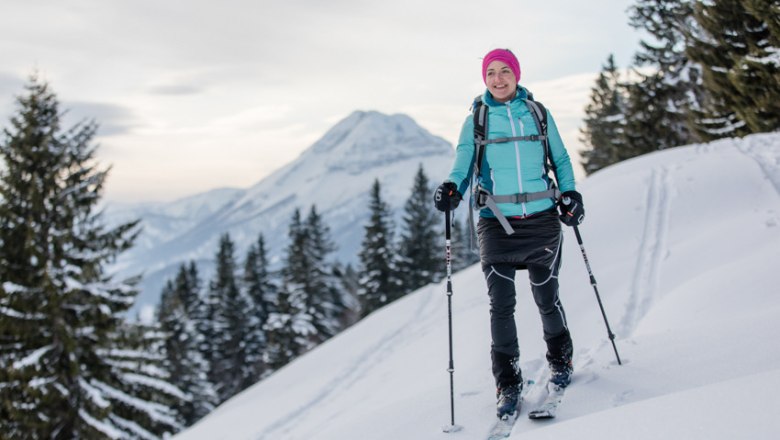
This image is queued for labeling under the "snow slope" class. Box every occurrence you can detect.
[175,132,780,440]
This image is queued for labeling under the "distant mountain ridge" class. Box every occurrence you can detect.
[106,110,455,318]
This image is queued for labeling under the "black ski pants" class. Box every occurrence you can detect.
[482,260,570,389]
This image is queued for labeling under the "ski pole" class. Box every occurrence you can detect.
[442,209,463,433]
[562,198,622,365]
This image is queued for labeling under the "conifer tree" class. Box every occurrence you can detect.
[0,75,180,437]
[687,0,780,138]
[205,233,249,403]
[450,215,479,272]
[625,0,700,154]
[157,262,216,426]
[105,321,186,436]
[304,205,345,342]
[396,164,442,294]
[241,234,275,384]
[264,209,315,370]
[580,55,629,174]
[335,262,361,327]
[357,179,399,317]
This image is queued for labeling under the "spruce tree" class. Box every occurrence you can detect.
[304,205,345,342]
[687,0,780,138]
[241,234,275,384]
[205,233,249,403]
[335,263,361,327]
[157,262,216,426]
[396,164,442,294]
[264,209,315,370]
[450,215,479,272]
[0,75,180,437]
[580,54,629,175]
[104,320,186,436]
[625,0,700,154]
[357,179,399,317]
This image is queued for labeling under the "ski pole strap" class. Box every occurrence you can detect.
[476,135,547,145]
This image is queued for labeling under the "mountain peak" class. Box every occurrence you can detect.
[304,110,452,172]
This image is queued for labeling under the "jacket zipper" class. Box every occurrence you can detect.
[505,103,527,216]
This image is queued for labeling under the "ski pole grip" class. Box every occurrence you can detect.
[445,208,451,239]
[562,196,571,206]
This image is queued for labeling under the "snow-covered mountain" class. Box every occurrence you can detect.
[106,110,455,318]
[174,132,780,439]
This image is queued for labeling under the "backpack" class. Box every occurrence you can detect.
[468,94,561,237]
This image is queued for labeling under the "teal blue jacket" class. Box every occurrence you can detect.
[447,86,576,218]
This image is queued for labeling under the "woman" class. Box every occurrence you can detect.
[433,48,584,420]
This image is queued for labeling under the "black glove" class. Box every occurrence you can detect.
[433,182,462,212]
[559,190,585,226]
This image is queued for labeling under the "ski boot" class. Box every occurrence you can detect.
[496,383,522,418]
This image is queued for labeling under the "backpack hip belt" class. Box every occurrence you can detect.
[476,187,561,206]
[476,187,561,235]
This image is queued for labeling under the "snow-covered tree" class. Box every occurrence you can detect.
[580,55,629,174]
[264,209,316,370]
[103,321,186,437]
[157,262,216,426]
[357,179,400,317]
[334,262,361,328]
[204,234,249,403]
[0,75,181,437]
[687,0,780,139]
[304,205,346,342]
[625,0,701,153]
[241,234,275,384]
[450,215,479,272]
[396,164,443,295]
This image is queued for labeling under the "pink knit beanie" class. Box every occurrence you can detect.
[482,48,521,84]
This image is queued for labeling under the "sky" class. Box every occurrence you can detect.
[0,0,641,203]
[174,132,780,439]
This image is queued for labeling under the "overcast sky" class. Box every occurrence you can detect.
[0,0,641,203]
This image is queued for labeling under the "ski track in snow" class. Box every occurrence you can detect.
[255,288,437,440]
[738,135,780,197]
[619,166,673,337]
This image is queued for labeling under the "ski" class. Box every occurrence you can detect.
[528,382,566,419]
[486,411,519,440]
[485,380,534,439]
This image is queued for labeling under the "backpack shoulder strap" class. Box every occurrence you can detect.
[524,99,558,184]
[471,95,488,193]
[466,96,487,251]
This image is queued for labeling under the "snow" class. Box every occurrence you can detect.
[175,132,780,439]
[2,281,26,294]
[11,344,54,370]
[79,409,124,440]
[92,379,181,428]
[121,373,189,401]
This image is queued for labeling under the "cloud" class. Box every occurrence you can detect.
[0,0,640,202]
[147,84,204,96]
[0,71,28,121]
[62,101,138,137]
[0,71,26,96]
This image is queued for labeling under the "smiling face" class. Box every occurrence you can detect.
[484,60,518,103]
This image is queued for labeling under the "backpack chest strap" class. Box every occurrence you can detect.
[476,135,547,146]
